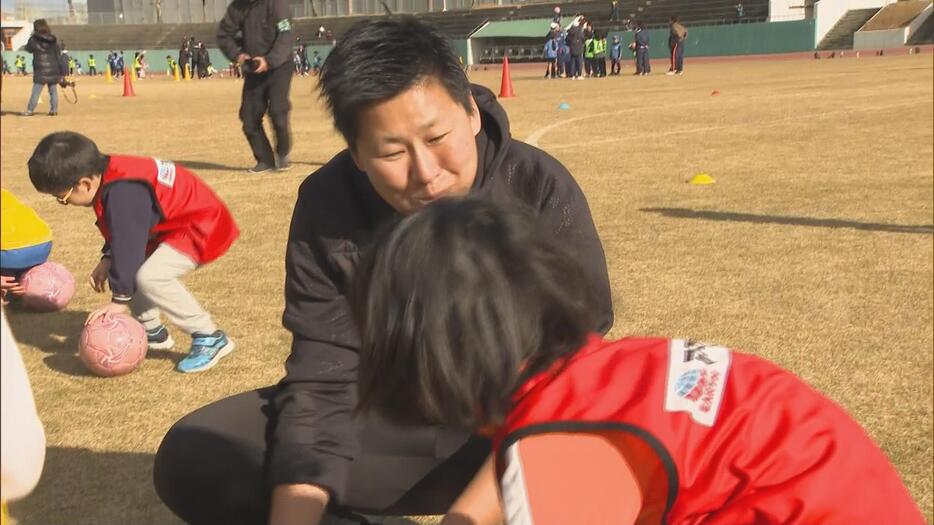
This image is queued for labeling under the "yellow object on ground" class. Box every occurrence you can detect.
[688,173,716,185]
[0,189,52,250]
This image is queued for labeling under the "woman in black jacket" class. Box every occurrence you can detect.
[23,19,65,116]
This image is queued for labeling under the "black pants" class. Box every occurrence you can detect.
[153,387,490,525]
[611,58,621,74]
[544,59,557,78]
[670,42,685,72]
[569,54,583,78]
[88,66,97,75]
[239,64,292,166]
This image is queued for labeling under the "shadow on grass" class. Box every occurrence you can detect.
[5,307,179,377]
[7,447,180,525]
[175,159,326,172]
[640,207,934,235]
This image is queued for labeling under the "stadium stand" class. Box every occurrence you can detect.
[817,8,880,50]
[51,0,769,51]
[907,11,934,44]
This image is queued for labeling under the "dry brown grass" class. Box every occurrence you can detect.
[1,53,931,524]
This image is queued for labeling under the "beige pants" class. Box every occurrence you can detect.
[130,244,216,335]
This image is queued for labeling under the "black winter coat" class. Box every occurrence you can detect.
[272,83,614,498]
[25,33,64,85]
[566,25,585,56]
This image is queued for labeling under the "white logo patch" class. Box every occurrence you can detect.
[500,444,535,525]
[154,158,176,188]
[664,339,731,427]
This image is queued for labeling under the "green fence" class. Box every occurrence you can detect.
[610,19,816,59]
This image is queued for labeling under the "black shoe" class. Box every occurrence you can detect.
[248,162,274,174]
[48,111,58,116]
[275,155,292,172]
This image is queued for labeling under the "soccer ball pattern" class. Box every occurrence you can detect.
[20,261,76,311]
[79,314,148,377]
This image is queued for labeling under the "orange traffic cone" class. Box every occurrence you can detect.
[499,55,515,98]
[122,67,136,97]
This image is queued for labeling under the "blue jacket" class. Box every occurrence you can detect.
[543,37,559,59]
[610,42,623,60]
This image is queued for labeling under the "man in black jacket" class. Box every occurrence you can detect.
[217,0,294,173]
[155,17,613,525]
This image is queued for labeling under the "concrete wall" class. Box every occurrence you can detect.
[853,1,932,49]
[814,0,894,46]
[853,26,908,48]
[908,2,934,38]
[769,0,808,21]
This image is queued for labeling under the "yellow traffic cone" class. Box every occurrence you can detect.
[185,63,193,81]
[105,63,113,83]
[173,64,181,81]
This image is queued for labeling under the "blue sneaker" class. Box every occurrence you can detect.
[176,330,234,373]
[146,325,175,350]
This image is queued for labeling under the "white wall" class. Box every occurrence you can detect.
[769,0,806,21]
[3,21,32,51]
[814,0,894,46]
[854,26,907,48]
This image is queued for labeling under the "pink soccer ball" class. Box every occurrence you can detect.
[20,261,76,312]
[79,314,148,377]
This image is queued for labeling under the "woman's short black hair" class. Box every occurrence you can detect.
[318,16,473,151]
[352,197,594,428]
[28,131,108,194]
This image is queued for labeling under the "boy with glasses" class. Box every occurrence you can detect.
[28,131,239,373]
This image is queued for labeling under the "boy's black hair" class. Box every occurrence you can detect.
[28,131,109,193]
[351,197,594,428]
[318,16,473,151]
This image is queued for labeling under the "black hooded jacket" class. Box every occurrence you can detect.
[25,33,65,85]
[272,84,614,499]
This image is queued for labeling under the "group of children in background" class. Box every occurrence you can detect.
[292,42,323,76]
[543,15,688,78]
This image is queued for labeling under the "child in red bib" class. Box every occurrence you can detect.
[350,197,924,525]
[28,131,238,373]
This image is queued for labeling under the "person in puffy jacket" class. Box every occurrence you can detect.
[23,19,65,117]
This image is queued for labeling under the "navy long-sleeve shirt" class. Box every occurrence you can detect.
[635,29,650,48]
[100,182,160,303]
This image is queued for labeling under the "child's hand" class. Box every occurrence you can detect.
[85,302,129,326]
[1,275,25,305]
[90,258,112,292]
[0,275,25,294]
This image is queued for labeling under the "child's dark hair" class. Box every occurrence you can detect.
[352,197,594,428]
[28,132,109,193]
[318,16,473,151]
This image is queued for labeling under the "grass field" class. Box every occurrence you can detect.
[1,52,932,524]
